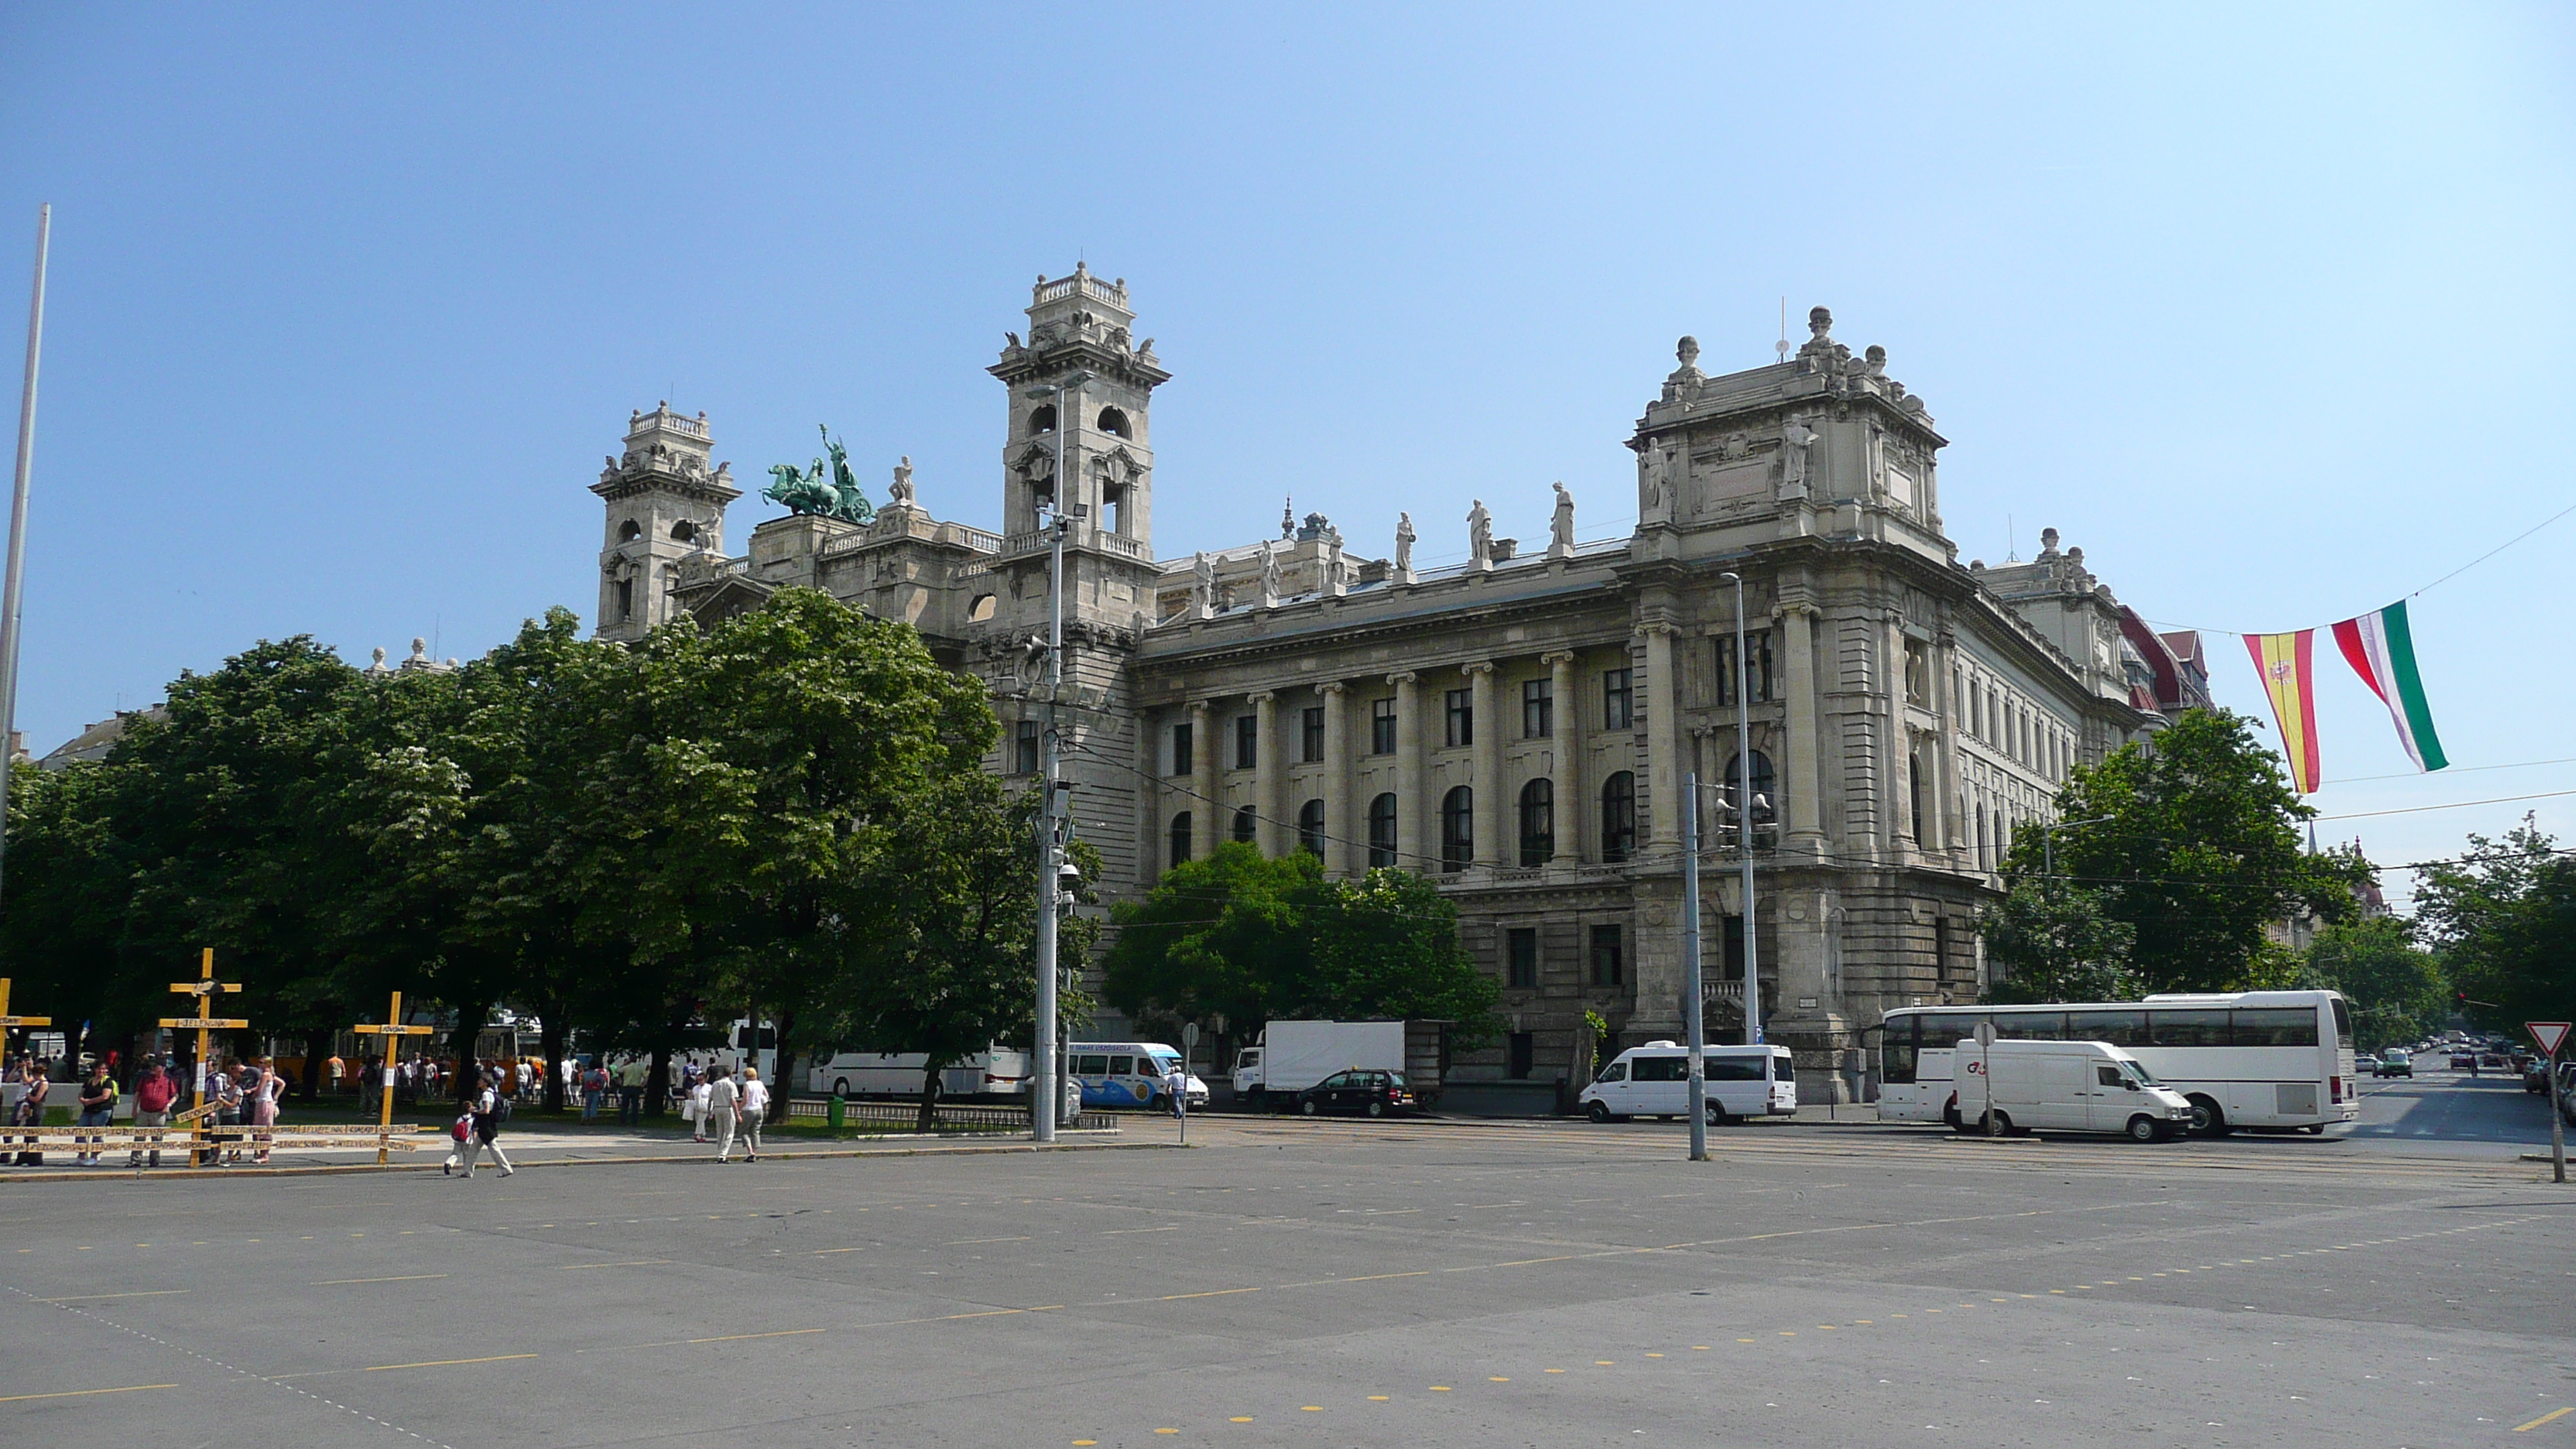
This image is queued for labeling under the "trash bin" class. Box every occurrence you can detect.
[827,1093,845,1132]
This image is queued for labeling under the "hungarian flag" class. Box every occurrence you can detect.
[2244,630,2321,793]
[2331,601,2448,772]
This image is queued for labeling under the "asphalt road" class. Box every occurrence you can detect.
[1,1111,2567,1448]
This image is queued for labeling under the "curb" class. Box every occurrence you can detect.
[0,1132,1163,1185]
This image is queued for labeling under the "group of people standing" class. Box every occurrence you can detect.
[679,1064,769,1162]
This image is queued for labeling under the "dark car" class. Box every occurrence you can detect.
[2529,1059,2560,1094]
[2376,1050,2413,1077]
[1296,1068,1417,1118]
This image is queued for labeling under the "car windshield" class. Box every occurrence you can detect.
[2123,1063,2164,1088]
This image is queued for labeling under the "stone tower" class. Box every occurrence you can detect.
[591,402,739,642]
[978,265,1172,889]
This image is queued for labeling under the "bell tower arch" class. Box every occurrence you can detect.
[990,262,1170,555]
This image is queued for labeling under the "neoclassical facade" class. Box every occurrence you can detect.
[589,269,2195,1103]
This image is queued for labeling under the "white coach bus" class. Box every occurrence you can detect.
[807,1045,1033,1100]
[1877,989,2358,1136]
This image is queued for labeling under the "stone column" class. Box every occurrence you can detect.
[1777,603,1824,855]
[1190,698,1219,855]
[1319,681,1351,875]
[1643,624,1680,851]
[1464,660,1500,868]
[1389,671,1423,870]
[1249,690,1280,855]
[1935,628,1966,858]
[1884,614,1913,856]
[1543,650,1581,862]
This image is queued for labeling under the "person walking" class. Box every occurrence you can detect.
[245,1057,284,1164]
[707,1067,742,1163]
[73,1061,117,1166]
[1163,1059,1190,1120]
[616,1055,645,1126]
[130,1058,178,1168]
[445,1071,515,1178]
[685,1074,712,1142]
[325,1050,346,1098]
[735,1067,768,1163]
[581,1061,608,1123]
[7,1056,48,1166]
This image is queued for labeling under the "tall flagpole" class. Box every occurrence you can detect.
[0,204,53,913]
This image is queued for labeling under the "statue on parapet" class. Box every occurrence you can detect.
[1467,499,1493,572]
[889,455,916,508]
[1549,481,1576,559]
[763,426,877,525]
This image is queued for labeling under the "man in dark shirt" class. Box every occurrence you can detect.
[74,1062,116,1166]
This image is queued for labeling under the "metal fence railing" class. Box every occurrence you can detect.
[779,1098,1118,1132]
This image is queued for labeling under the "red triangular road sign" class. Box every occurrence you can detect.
[2530,1022,2573,1056]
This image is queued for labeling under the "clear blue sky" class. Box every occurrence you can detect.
[4,5,2570,903]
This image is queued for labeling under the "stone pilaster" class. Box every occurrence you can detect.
[1190,698,1219,856]
[1778,603,1824,855]
[1250,690,1280,855]
[1320,681,1351,875]
[1936,628,1966,858]
[1389,671,1423,870]
[1543,650,1580,862]
[1643,624,1680,851]
[1464,660,1500,867]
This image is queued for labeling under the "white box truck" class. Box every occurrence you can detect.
[1954,1038,2194,1141]
[1232,1020,1443,1109]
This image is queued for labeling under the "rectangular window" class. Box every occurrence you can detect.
[2232,1007,2319,1047]
[1903,637,1930,707]
[1588,924,1625,987]
[1603,668,1634,730]
[1632,1055,1688,1082]
[1012,718,1040,776]
[1074,1053,1108,1075]
[2065,1009,2147,1047]
[1712,632,1775,707]
[1507,1032,1534,1081]
[1506,927,1538,989]
[1171,721,1194,776]
[1370,698,1396,755]
[1445,689,1473,748]
[1234,714,1257,770]
[1301,706,1324,763]
[1721,916,1745,981]
[1523,678,1553,739]
[2146,1009,2232,1048]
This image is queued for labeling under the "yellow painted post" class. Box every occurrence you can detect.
[161,950,245,1167]
[352,990,434,1166]
[0,977,53,1048]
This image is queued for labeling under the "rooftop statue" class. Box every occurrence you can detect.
[763,426,878,525]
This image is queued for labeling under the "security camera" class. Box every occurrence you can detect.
[1058,860,1084,887]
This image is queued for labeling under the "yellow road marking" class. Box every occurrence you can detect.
[1101,1225,1180,1235]
[946,1237,1033,1245]
[365,1355,538,1372]
[34,1290,190,1303]
[1160,1287,1260,1300]
[688,1328,828,1344]
[1341,1271,1429,1282]
[560,1259,670,1269]
[1231,1416,1253,1421]
[1303,1403,1326,1410]
[313,1274,448,1285]
[1491,1375,1510,1380]
[0,1383,177,1403]
[2515,1407,2576,1433]
[1429,1386,1451,1392]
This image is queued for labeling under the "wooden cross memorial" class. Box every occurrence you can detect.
[353,990,436,1164]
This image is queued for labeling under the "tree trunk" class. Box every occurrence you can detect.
[915,1060,944,1133]
[540,1013,569,1115]
[770,1005,800,1112]
[646,1046,670,1120]
[451,1002,491,1104]
[298,1034,325,1101]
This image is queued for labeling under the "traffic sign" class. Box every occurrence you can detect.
[2530,1022,2571,1057]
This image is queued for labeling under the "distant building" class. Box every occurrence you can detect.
[37,707,166,770]
[596,272,2195,1103]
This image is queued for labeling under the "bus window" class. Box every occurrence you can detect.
[1882,1039,1917,1085]
[1708,1057,1764,1082]
[1108,1056,1133,1075]
[1598,1060,1629,1082]
[2232,1008,2318,1047]
[2146,1009,2232,1047]
[2065,1010,2146,1046]
[1999,1012,2068,1040]
[1074,1054,1108,1075]
[1633,1057,1688,1082]
[2329,997,2353,1050]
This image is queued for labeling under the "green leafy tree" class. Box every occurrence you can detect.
[2302,916,2446,1050]
[1300,868,1498,1046]
[2414,824,2575,1035]
[2012,707,2371,992]
[1977,879,2144,1004]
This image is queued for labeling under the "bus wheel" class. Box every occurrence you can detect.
[834,1078,849,1096]
[2302,1122,2326,1135]
[2186,1095,2231,1137]
[1586,1101,1612,1124]
[2126,1115,2160,1142]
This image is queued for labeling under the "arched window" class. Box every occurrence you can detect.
[1975,807,1989,870]
[1906,740,1930,844]
[1297,799,1325,857]
[1095,406,1132,438]
[1517,778,1554,868]
[1231,805,1258,844]
[618,519,642,543]
[612,577,634,622]
[670,519,696,543]
[967,593,997,622]
[1600,771,1636,863]
[1029,404,1057,435]
[1440,786,1474,873]
[1724,751,1778,827]
[1366,793,1398,868]
[1168,811,1193,870]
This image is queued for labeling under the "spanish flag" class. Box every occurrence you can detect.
[2244,630,2321,793]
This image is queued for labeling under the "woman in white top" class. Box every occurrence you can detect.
[735,1067,769,1163]
[687,1077,713,1142]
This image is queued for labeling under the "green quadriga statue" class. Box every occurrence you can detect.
[762,426,876,526]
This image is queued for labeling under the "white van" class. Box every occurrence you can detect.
[1954,1039,2193,1141]
[1579,1043,1796,1125]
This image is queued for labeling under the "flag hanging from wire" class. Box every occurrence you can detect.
[2244,629,2321,793]
[2331,600,2448,773]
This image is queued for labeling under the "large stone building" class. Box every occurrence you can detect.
[589,268,2193,1104]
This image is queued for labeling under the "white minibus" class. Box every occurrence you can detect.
[1067,1042,1208,1111]
[1877,989,2358,1136]
[1953,1039,2195,1140]
[1578,1042,1796,1125]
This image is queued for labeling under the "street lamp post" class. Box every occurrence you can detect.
[1678,572,1762,1164]
[1025,373,1091,1144]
